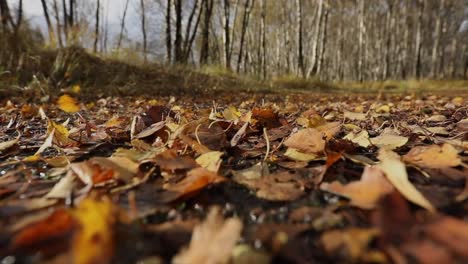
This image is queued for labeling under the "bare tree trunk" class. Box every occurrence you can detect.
[296,0,304,78]
[259,0,266,79]
[200,0,214,65]
[40,0,56,46]
[401,1,409,78]
[174,0,183,63]
[182,0,201,62]
[62,0,68,44]
[140,0,147,63]
[51,0,63,47]
[236,0,253,73]
[222,0,231,69]
[383,1,392,80]
[357,0,365,82]
[430,0,444,79]
[117,0,130,53]
[316,6,328,76]
[413,0,424,78]
[93,0,100,53]
[306,0,323,78]
[165,0,172,63]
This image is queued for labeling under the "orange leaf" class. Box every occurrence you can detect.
[10,209,76,257]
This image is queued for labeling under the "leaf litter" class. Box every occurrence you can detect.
[0,92,467,263]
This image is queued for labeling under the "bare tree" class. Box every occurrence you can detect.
[182,0,203,63]
[165,0,172,63]
[222,0,231,69]
[174,0,183,63]
[430,0,445,78]
[236,0,253,73]
[296,0,304,77]
[93,0,100,53]
[40,0,56,46]
[140,0,147,63]
[117,0,130,53]
[200,0,214,65]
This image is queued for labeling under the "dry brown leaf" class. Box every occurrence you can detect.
[173,207,243,264]
[378,149,435,212]
[0,134,20,152]
[344,111,367,121]
[370,129,408,150]
[284,128,325,154]
[403,143,461,169]
[321,228,385,262]
[316,121,341,139]
[320,166,394,209]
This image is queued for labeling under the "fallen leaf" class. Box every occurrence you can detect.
[344,111,367,121]
[284,128,325,154]
[370,129,408,150]
[320,166,394,209]
[0,134,20,152]
[45,171,76,199]
[57,94,80,113]
[162,167,226,202]
[72,197,116,264]
[378,149,435,212]
[321,228,384,262]
[403,143,461,169]
[344,130,371,148]
[316,121,341,139]
[10,208,76,257]
[196,151,223,173]
[173,207,242,264]
[284,147,319,162]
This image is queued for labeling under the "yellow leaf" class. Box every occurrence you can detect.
[196,151,223,172]
[344,130,371,148]
[72,198,115,264]
[370,129,408,150]
[378,149,435,212]
[284,148,319,162]
[48,120,71,146]
[57,94,80,113]
[375,105,390,113]
[72,85,81,93]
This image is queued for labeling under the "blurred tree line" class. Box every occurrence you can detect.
[1,0,467,81]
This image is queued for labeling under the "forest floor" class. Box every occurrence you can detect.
[0,88,467,264]
[1,46,468,264]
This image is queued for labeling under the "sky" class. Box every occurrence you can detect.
[7,0,131,25]
[7,0,143,38]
